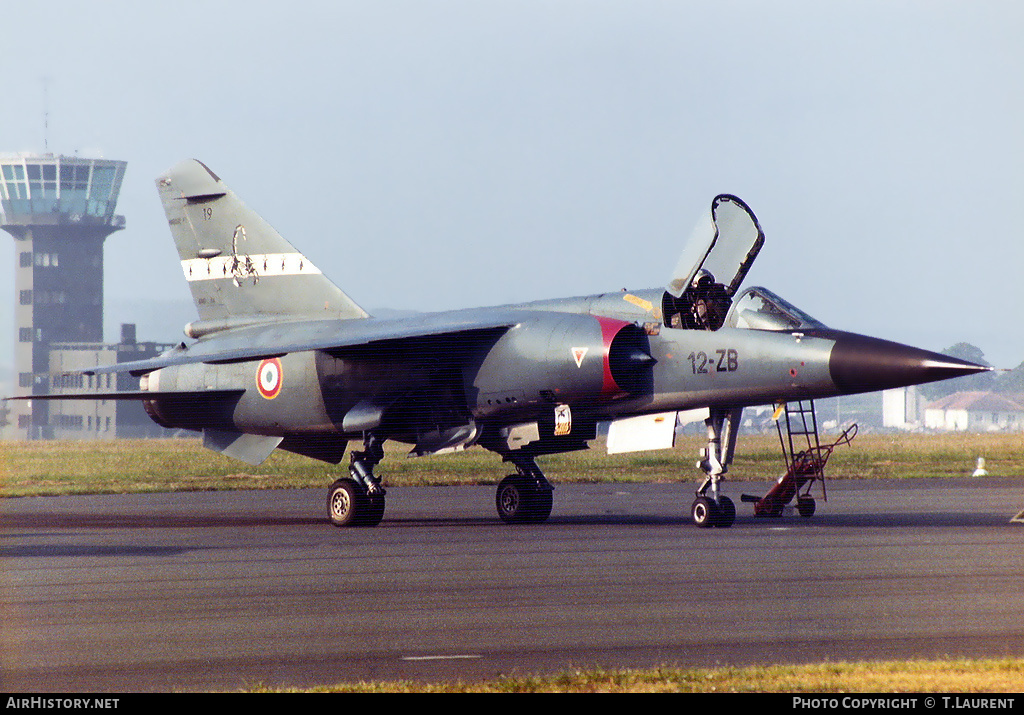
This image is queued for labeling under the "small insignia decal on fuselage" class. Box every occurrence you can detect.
[256,358,283,399]
[554,404,572,436]
[571,347,588,367]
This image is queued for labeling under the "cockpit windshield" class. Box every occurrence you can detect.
[725,286,827,331]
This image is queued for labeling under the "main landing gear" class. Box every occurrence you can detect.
[495,454,554,524]
[325,433,557,527]
[327,434,386,527]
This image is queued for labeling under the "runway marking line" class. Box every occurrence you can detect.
[401,655,483,661]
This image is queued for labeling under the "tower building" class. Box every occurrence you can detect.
[1,154,126,438]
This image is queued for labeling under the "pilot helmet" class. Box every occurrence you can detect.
[692,269,715,289]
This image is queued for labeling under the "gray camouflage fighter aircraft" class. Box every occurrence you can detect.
[27,160,990,528]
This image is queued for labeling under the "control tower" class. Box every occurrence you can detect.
[1,154,126,439]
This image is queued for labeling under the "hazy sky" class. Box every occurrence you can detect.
[2,0,1022,370]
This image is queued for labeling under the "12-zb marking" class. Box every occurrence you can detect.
[687,349,738,375]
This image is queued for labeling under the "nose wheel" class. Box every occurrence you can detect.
[691,495,735,528]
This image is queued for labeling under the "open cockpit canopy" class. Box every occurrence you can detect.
[662,195,765,331]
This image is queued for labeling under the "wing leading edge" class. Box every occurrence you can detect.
[80,312,520,376]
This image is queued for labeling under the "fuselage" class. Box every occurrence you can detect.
[139,286,983,452]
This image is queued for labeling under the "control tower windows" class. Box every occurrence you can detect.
[91,166,115,200]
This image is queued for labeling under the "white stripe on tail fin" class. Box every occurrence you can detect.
[156,159,368,326]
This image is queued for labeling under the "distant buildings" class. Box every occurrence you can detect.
[1,153,174,440]
[884,386,1024,433]
[924,391,1024,433]
[882,385,927,430]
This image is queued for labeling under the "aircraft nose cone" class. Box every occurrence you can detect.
[828,332,991,394]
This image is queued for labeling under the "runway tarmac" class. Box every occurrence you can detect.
[2,478,1023,692]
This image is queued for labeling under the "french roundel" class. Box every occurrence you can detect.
[256,358,283,399]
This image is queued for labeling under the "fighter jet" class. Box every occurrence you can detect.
[29,160,990,528]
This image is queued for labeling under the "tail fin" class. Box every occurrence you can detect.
[156,159,368,327]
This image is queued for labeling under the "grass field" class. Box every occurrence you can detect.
[260,659,1024,693]
[1,431,1021,497]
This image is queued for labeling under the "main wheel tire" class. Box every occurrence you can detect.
[691,496,719,528]
[496,475,553,524]
[524,485,553,524]
[715,496,736,528]
[496,475,526,523]
[328,480,360,527]
[360,492,386,527]
[797,496,816,518]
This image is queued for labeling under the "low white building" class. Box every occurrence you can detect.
[883,386,926,429]
[924,391,1024,432]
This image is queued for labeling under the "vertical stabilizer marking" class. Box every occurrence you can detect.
[182,253,323,282]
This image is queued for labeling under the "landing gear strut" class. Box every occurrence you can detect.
[327,434,386,527]
[692,407,742,528]
[495,454,554,524]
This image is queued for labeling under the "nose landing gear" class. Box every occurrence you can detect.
[691,407,742,528]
